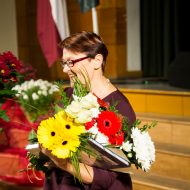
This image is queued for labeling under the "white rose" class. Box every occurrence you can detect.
[80,93,99,109]
[75,109,92,123]
[90,107,100,118]
[65,101,82,118]
[73,95,81,101]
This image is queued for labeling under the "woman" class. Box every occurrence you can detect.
[42,31,136,190]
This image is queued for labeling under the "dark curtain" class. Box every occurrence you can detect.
[140,0,178,78]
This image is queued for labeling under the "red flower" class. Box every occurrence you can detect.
[115,132,124,145]
[97,98,110,109]
[92,93,110,109]
[108,132,124,145]
[0,64,10,77]
[19,64,37,80]
[108,135,116,145]
[0,57,10,77]
[85,118,96,130]
[1,51,23,71]
[97,111,122,137]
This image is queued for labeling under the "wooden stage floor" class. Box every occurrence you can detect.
[111,78,190,93]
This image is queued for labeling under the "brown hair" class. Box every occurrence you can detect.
[59,31,108,71]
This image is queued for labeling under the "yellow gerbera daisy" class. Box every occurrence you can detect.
[37,110,86,158]
[55,111,85,136]
[54,110,67,120]
[52,112,85,158]
[37,117,60,150]
[51,136,81,159]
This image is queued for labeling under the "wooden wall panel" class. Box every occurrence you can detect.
[16,0,128,81]
[16,0,52,81]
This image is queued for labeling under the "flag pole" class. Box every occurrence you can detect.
[92,7,99,34]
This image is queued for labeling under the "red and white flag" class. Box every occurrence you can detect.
[37,0,70,67]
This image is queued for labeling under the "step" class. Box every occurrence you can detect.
[149,142,190,181]
[120,87,190,117]
[116,142,190,181]
[136,112,190,148]
[132,172,190,190]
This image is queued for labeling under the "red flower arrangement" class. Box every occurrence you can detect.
[0,51,22,83]
[0,51,37,121]
[0,52,43,186]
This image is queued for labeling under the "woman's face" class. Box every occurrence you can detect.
[62,49,95,85]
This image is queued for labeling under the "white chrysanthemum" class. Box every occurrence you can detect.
[42,90,48,96]
[121,141,133,152]
[49,85,59,94]
[23,94,29,100]
[38,90,42,95]
[131,127,155,171]
[12,85,19,91]
[32,93,39,100]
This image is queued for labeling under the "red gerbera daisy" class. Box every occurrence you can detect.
[108,134,116,145]
[108,132,124,145]
[97,111,122,137]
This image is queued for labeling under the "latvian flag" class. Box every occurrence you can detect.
[37,0,70,67]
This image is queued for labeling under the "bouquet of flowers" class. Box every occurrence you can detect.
[12,79,60,122]
[27,77,156,182]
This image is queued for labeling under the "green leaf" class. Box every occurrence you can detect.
[28,130,37,143]
[0,110,9,121]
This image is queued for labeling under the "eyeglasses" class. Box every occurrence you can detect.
[59,56,89,68]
